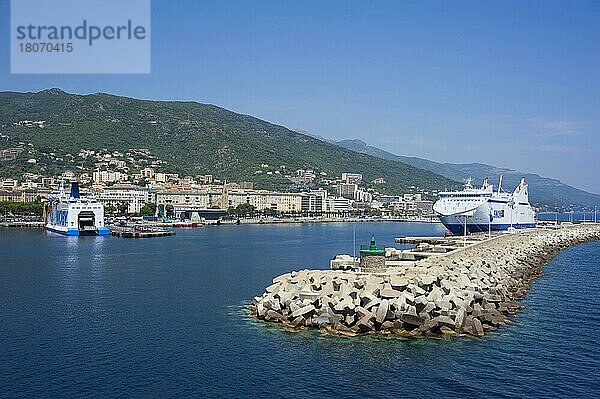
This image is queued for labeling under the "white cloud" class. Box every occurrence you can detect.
[526,118,582,138]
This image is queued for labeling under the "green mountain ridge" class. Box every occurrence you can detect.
[336,139,600,211]
[0,89,457,195]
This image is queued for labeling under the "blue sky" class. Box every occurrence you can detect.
[1,0,599,193]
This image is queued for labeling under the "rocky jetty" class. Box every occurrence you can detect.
[249,224,600,337]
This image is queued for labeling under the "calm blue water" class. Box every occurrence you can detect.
[1,222,599,398]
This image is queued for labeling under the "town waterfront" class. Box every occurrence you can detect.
[1,222,599,398]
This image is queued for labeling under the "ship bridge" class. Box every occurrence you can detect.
[434,178,494,217]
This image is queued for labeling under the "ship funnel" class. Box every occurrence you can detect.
[70,182,80,198]
[481,178,489,189]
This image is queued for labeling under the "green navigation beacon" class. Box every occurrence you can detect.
[359,234,385,256]
[359,234,386,271]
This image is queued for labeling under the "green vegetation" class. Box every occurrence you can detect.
[104,204,117,214]
[117,202,128,215]
[140,202,156,216]
[0,201,43,216]
[104,203,129,216]
[261,207,277,217]
[0,89,458,195]
[235,203,256,217]
[165,204,174,218]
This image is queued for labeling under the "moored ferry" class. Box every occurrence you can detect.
[433,176,536,234]
[44,182,110,236]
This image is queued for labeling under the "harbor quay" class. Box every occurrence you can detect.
[249,224,600,337]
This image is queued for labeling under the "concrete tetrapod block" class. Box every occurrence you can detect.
[312,315,331,327]
[270,298,281,311]
[380,288,403,298]
[427,286,444,303]
[455,308,467,329]
[257,302,267,318]
[434,298,452,311]
[291,304,316,318]
[399,305,422,326]
[433,315,455,328]
[408,284,426,296]
[400,312,424,327]
[265,310,286,323]
[418,275,437,287]
[333,298,354,313]
[362,295,381,310]
[399,291,414,306]
[289,316,305,327]
[273,273,291,284]
[414,294,429,306]
[356,315,375,332]
[265,282,281,293]
[390,276,410,289]
[376,299,390,324]
[472,317,484,337]
[419,301,435,317]
[355,306,373,319]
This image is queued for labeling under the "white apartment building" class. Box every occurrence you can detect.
[354,189,373,203]
[155,190,221,209]
[391,198,433,214]
[141,168,155,178]
[93,170,129,183]
[294,169,317,184]
[1,179,18,190]
[403,193,423,201]
[341,173,363,185]
[155,173,167,183]
[20,181,38,189]
[224,190,302,213]
[60,171,76,180]
[94,185,153,214]
[326,196,353,213]
[301,189,328,212]
[337,183,358,198]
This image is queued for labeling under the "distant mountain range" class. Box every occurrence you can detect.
[1,89,596,211]
[0,89,455,195]
[336,139,600,211]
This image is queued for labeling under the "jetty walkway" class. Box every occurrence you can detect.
[110,226,175,238]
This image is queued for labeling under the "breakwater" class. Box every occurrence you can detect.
[250,224,600,337]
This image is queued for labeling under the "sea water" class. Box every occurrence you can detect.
[1,223,598,398]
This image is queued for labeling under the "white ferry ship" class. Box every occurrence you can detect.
[44,182,110,236]
[433,176,535,235]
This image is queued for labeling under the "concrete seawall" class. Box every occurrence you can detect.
[249,224,600,337]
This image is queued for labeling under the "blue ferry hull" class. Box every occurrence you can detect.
[442,223,536,235]
[45,225,111,236]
